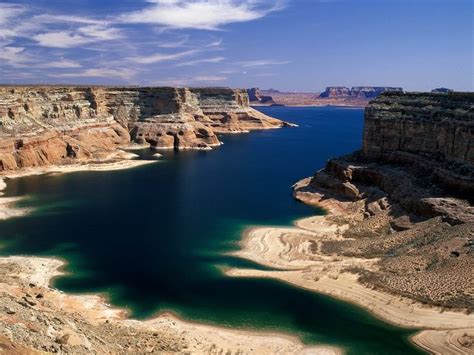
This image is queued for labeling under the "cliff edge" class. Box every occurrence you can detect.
[0,86,289,172]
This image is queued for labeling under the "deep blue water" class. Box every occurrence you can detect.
[0,107,422,354]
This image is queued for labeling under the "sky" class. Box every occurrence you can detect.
[0,0,472,91]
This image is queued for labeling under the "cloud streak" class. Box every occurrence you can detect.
[127,49,199,64]
[176,56,225,66]
[238,59,291,67]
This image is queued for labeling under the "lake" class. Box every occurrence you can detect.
[0,106,422,354]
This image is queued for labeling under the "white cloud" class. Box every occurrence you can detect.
[33,31,93,48]
[176,56,225,66]
[128,49,198,64]
[119,0,285,30]
[54,68,136,80]
[238,59,290,67]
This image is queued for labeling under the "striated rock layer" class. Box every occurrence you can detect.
[0,86,289,171]
[295,91,474,311]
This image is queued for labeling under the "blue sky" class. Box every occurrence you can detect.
[0,0,472,91]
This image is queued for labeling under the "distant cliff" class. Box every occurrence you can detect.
[246,88,275,105]
[0,86,289,172]
[319,86,403,99]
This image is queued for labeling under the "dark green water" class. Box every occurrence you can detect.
[0,107,422,354]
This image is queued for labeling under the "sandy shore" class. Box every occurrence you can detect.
[0,255,341,354]
[226,198,474,353]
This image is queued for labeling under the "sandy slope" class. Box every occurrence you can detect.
[226,205,474,353]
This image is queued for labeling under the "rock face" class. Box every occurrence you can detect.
[319,86,403,99]
[294,91,474,310]
[0,86,288,172]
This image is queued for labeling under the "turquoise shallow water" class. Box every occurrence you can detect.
[0,107,423,354]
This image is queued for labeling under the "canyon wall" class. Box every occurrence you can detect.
[303,91,474,220]
[0,86,288,172]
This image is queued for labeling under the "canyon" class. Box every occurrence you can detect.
[0,89,473,354]
[0,86,289,172]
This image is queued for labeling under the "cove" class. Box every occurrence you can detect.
[0,107,423,354]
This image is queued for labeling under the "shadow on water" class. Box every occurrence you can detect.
[0,107,423,354]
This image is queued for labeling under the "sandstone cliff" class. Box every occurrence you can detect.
[0,86,288,172]
[295,91,474,311]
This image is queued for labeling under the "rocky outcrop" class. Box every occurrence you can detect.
[0,86,288,171]
[294,91,474,311]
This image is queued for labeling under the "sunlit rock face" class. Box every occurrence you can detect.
[0,86,286,171]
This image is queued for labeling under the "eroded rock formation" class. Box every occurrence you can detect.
[0,86,289,171]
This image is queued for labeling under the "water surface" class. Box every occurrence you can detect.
[1,107,422,354]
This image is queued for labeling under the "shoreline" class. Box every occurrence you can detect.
[225,178,474,353]
[0,162,342,354]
